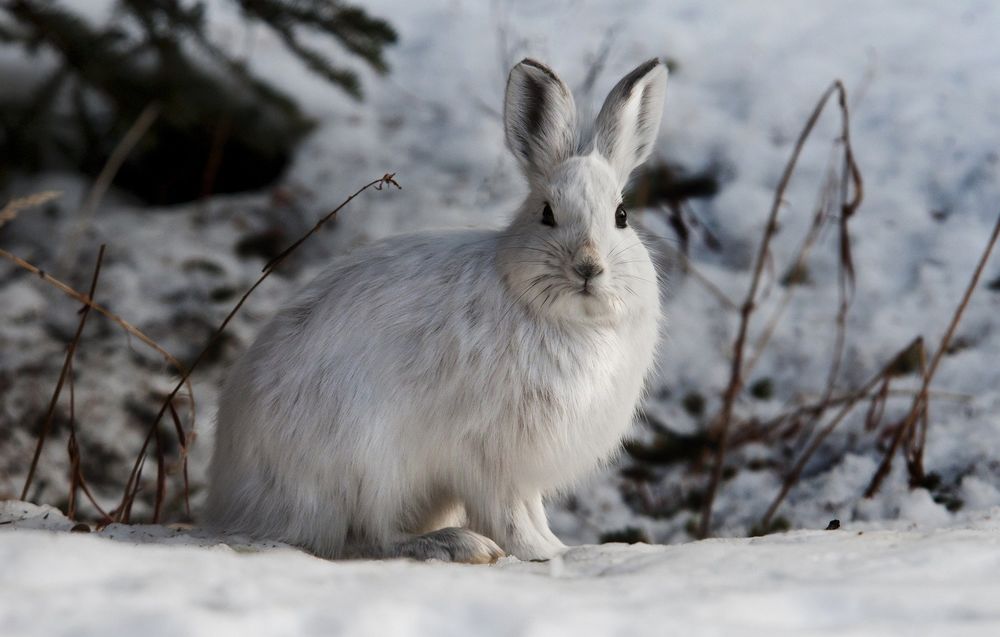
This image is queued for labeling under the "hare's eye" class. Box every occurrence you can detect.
[615,203,628,229]
[541,203,556,227]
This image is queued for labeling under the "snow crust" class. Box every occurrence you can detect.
[4,502,1000,637]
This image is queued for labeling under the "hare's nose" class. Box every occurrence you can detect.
[573,260,604,281]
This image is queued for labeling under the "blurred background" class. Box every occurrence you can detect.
[2,0,1000,543]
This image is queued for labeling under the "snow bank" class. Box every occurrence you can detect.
[4,502,1000,636]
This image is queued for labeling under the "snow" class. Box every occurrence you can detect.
[3,0,1000,633]
[4,501,1000,636]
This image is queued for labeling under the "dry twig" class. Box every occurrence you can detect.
[749,381,970,437]
[759,337,921,528]
[61,103,160,272]
[0,248,195,421]
[167,401,192,518]
[653,237,738,311]
[743,151,840,377]
[865,212,1000,497]
[0,191,61,230]
[21,246,106,501]
[699,81,861,538]
[2,188,194,512]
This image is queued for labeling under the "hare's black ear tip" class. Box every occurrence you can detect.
[640,58,664,75]
[516,58,560,81]
[517,58,545,69]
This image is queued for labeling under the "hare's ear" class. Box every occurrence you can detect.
[504,59,578,180]
[591,59,667,185]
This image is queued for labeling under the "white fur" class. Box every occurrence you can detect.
[205,58,669,562]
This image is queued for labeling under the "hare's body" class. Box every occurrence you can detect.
[207,58,669,561]
[209,225,658,559]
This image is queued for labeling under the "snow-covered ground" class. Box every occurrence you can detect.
[3,1,1000,633]
[4,501,1000,637]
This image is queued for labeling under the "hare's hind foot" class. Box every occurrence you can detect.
[390,527,505,564]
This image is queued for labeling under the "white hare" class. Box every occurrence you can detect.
[206,58,667,563]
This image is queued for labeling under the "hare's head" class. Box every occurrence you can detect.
[498,58,667,324]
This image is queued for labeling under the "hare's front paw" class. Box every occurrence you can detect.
[391,527,505,564]
[508,538,568,562]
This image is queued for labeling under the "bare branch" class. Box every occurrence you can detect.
[21,245,105,501]
[865,212,1000,497]
[699,81,862,538]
